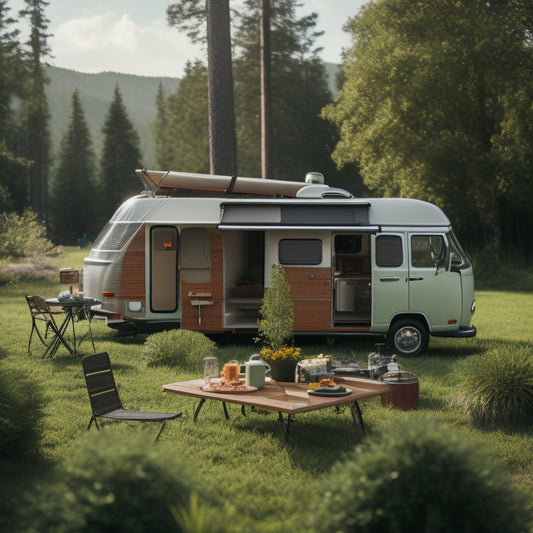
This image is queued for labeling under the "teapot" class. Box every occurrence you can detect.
[244,355,271,390]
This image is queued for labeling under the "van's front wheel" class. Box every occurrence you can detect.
[387,319,428,356]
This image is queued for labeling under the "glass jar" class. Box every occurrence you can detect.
[203,357,219,385]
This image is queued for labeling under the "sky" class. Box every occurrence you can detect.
[9,0,367,78]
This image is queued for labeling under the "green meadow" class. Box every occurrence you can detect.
[1,248,531,532]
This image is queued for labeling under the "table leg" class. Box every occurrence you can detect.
[222,402,230,420]
[193,398,206,422]
[193,400,233,422]
[44,313,72,358]
[278,412,292,442]
[69,310,77,355]
[350,401,365,434]
[82,306,96,351]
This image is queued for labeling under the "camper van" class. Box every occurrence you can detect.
[83,170,476,356]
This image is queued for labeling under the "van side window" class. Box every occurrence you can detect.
[279,239,322,265]
[411,235,445,267]
[376,235,403,267]
[180,228,211,282]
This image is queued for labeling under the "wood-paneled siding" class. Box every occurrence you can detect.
[119,226,146,303]
[284,267,332,332]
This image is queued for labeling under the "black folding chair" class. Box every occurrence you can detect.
[25,295,74,357]
[82,352,182,441]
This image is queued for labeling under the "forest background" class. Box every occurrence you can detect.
[1,0,532,265]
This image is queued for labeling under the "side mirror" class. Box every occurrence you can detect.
[429,237,447,275]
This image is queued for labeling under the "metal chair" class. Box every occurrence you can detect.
[25,295,74,357]
[82,352,182,441]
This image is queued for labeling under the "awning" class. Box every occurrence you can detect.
[218,203,379,231]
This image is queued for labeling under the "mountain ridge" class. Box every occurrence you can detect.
[46,66,180,169]
[46,63,339,170]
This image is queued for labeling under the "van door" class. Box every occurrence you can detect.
[408,233,462,332]
[332,234,372,326]
[371,233,408,331]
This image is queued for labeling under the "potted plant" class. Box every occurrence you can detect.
[256,264,302,381]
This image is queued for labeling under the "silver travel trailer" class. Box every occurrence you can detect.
[83,170,476,356]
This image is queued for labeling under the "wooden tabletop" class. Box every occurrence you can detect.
[163,377,389,415]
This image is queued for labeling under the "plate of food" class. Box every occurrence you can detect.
[202,381,258,393]
[307,378,352,397]
[308,386,352,397]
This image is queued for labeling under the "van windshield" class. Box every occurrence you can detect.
[447,231,471,269]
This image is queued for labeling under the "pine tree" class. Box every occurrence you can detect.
[49,90,96,244]
[0,0,26,211]
[0,0,22,137]
[156,60,209,172]
[19,0,52,222]
[99,85,142,223]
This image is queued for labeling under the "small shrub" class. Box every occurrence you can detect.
[453,345,533,429]
[313,418,530,533]
[257,263,294,350]
[28,432,201,533]
[145,328,217,371]
[0,368,42,460]
[0,209,56,259]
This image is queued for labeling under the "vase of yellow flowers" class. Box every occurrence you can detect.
[256,264,302,382]
[260,346,302,382]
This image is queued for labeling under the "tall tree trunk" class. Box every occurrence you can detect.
[206,0,237,176]
[260,0,272,179]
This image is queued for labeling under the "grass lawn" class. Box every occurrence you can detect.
[1,248,532,532]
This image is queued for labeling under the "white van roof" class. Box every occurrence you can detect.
[112,195,449,231]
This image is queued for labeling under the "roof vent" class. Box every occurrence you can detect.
[321,188,354,199]
[305,172,325,184]
[296,184,330,198]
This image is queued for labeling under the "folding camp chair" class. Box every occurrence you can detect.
[25,295,74,358]
[82,352,182,441]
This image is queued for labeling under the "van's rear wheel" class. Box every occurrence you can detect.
[388,319,428,356]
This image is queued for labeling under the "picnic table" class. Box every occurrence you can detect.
[163,377,390,441]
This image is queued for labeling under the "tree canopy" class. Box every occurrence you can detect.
[99,85,142,225]
[18,0,52,222]
[162,0,354,187]
[49,90,96,243]
[154,61,209,173]
[323,0,533,256]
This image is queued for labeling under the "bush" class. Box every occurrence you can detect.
[0,368,42,460]
[28,432,202,533]
[144,328,217,371]
[257,263,294,351]
[0,209,56,259]
[453,345,533,429]
[313,418,530,533]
